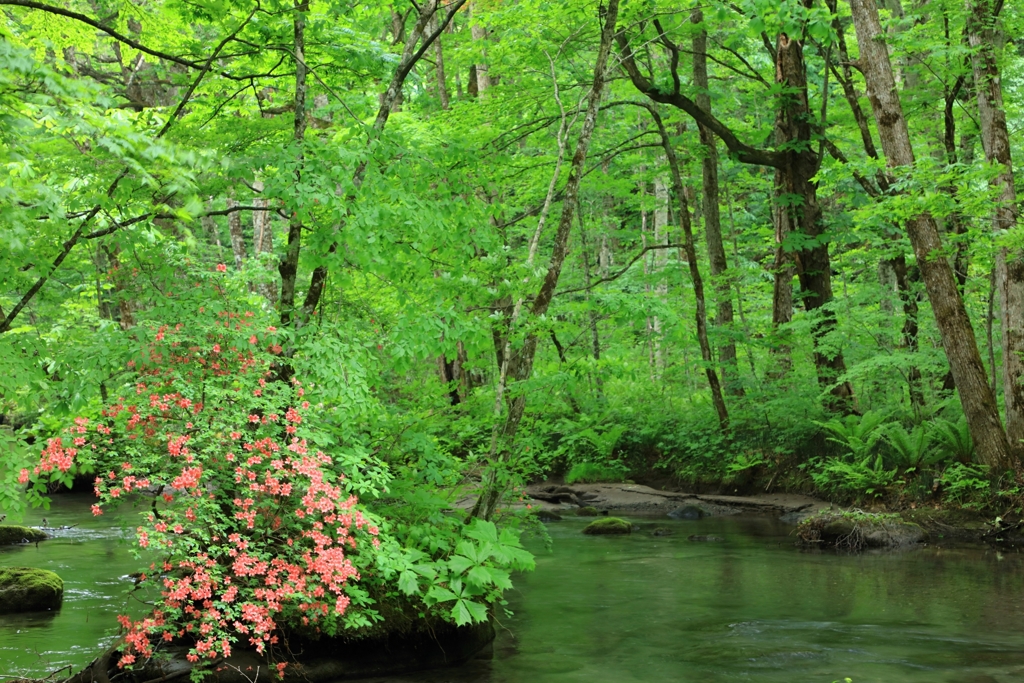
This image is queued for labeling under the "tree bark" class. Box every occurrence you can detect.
[278,0,309,328]
[691,8,740,395]
[469,2,491,96]
[469,0,620,520]
[773,29,853,409]
[968,0,1024,459]
[848,0,1014,471]
[226,194,248,272]
[429,12,450,110]
[251,180,278,305]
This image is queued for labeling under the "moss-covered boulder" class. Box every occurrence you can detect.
[796,511,925,550]
[582,517,632,535]
[0,525,47,545]
[0,567,64,613]
[576,506,601,517]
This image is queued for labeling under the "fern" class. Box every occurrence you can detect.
[930,417,974,464]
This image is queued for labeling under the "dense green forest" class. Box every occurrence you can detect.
[3,0,1024,674]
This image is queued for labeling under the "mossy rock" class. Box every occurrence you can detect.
[796,511,925,550]
[0,525,47,545]
[576,506,601,517]
[532,509,562,522]
[0,567,64,613]
[582,517,632,535]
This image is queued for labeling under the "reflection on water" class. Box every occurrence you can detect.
[4,503,1024,682]
[0,494,150,677]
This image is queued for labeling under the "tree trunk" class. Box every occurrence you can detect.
[891,256,924,408]
[251,180,278,305]
[469,3,491,96]
[691,8,740,395]
[278,0,309,328]
[226,194,248,272]
[848,0,1014,472]
[773,30,853,409]
[650,106,729,429]
[469,0,620,521]
[578,208,604,396]
[429,12,450,110]
[969,0,1024,459]
[770,191,794,376]
[652,176,669,375]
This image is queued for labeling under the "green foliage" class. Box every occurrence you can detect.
[936,464,991,507]
[565,461,627,484]
[815,411,888,461]
[809,456,898,499]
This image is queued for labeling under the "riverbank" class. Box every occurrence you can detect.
[523,481,1020,548]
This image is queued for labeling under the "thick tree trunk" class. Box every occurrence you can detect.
[469,0,620,520]
[650,107,729,429]
[849,0,1015,472]
[773,30,853,409]
[691,8,740,395]
[969,0,1024,459]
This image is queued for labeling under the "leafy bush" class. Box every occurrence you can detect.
[21,286,532,673]
[566,461,627,484]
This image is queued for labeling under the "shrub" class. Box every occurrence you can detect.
[20,294,532,674]
[566,462,627,484]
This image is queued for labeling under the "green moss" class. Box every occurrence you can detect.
[582,517,632,535]
[0,525,47,545]
[0,567,64,613]
[576,506,600,517]
[796,510,924,550]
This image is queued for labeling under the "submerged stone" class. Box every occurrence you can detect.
[688,535,725,542]
[0,525,47,545]
[532,509,562,522]
[0,567,64,613]
[651,527,673,537]
[582,517,632,535]
[667,504,707,520]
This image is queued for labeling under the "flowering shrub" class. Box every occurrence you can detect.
[19,263,536,677]
[22,304,385,667]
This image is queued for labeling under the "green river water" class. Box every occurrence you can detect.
[3,495,1024,682]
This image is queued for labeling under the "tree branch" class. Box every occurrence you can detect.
[616,31,784,167]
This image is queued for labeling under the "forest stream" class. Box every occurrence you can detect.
[3,495,1024,683]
